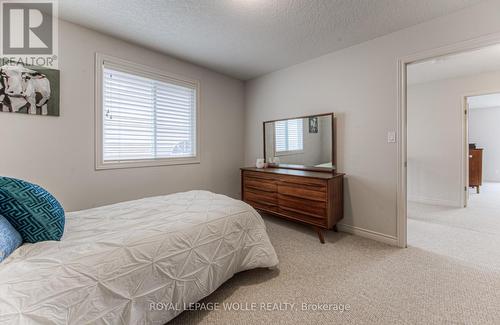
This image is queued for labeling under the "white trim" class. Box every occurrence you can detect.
[337,224,398,246]
[94,53,201,170]
[463,96,469,208]
[408,196,461,208]
[455,92,468,209]
[468,105,500,110]
[397,32,500,248]
[397,57,407,248]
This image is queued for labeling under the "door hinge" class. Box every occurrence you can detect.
[465,109,468,115]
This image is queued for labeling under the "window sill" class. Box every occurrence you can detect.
[274,150,304,157]
[95,157,200,170]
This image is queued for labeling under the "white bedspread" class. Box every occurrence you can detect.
[0,190,278,324]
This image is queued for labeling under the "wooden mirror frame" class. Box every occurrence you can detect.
[263,112,336,173]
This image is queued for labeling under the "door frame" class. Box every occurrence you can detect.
[464,96,470,208]
[396,33,500,248]
[463,89,500,205]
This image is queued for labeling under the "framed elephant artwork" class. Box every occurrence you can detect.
[0,63,60,116]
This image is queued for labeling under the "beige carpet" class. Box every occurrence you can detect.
[408,182,500,271]
[170,214,500,324]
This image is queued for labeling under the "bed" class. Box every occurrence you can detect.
[0,190,278,324]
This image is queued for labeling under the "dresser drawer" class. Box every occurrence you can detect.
[244,176,277,193]
[279,174,327,188]
[244,188,278,206]
[245,199,279,214]
[243,170,280,181]
[278,183,326,202]
[278,194,326,219]
[278,207,327,227]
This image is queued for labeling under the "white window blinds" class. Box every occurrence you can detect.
[102,67,197,162]
[274,118,304,153]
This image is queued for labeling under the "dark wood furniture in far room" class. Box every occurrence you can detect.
[241,167,344,243]
[469,148,483,194]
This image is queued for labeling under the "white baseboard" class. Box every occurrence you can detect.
[337,224,398,246]
[408,195,461,208]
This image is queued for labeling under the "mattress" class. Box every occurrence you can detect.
[0,190,278,324]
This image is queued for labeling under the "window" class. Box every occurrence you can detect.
[95,54,199,169]
[274,118,304,155]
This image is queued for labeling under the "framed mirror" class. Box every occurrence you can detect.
[263,113,335,172]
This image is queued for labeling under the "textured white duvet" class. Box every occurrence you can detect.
[0,190,278,324]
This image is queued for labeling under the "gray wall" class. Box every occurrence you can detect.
[469,106,500,182]
[0,20,245,212]
[407,70,500,207]
[244,0,500,239]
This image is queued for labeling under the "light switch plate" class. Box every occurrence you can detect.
[387,131,396,143]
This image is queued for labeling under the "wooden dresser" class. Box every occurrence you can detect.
[241,167,344,243]
[469,148,483,193]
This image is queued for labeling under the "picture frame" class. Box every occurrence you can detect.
[309,117,318,133]
[0,63,60,116]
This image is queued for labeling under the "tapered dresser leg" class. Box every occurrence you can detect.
[314,227,325,244]
[333,224,338,232]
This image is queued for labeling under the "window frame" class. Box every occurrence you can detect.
[95,53,200,170]
[273,118,304,157]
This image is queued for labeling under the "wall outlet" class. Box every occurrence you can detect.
[387,131,396,143]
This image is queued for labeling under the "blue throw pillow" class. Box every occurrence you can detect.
[0,177,65,243]
[0,215,22,262]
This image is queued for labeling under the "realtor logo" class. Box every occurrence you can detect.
[0,0,58,67]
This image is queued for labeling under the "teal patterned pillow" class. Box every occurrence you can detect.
[0,177,65,243]
[0,215,22,262]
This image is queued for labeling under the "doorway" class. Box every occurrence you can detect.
[404,44,500,270]
[467,92,500,193]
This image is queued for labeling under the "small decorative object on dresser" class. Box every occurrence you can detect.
[243,112,344,243]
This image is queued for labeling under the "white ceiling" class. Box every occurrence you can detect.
[59,0,483,80]
[408,44,500,85]
[468,93,500,109]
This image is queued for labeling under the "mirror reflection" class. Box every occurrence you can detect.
[264,114,333,169]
